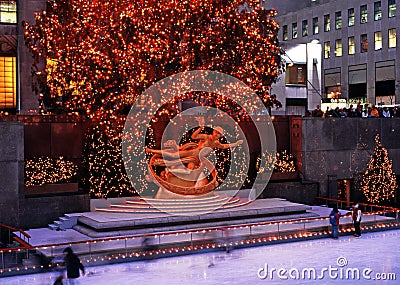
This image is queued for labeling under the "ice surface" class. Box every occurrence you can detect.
[2,229,399,284]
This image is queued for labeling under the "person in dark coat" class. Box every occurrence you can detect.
[352,204,362,237]
[63,247,85,284]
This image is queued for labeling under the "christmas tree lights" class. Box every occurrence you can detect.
[360,134,397,204]
[23,1,283,198]
[273,150,296,173]
[23,0,283,120]
[25,156,77,187]
[82,121,137,198]
[256,150,296,174]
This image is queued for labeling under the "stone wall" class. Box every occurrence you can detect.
[19,194,90,229]
[301,118,400,198]
[24,117,87,160]
[0,121,90,229]
[18,0,47,114]
[261,181,319,205]
[0,122,24,226]
[4,116,400,228]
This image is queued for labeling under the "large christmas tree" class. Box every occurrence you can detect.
[23,0,283,198]
[23,0,283,120]
[360,134,397,204]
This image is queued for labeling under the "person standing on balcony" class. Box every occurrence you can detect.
[370,105,379,117]
[352,204,362,237]
[312,105,323,117]
[382,107,391,118]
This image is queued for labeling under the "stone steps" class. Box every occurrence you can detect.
[96,195,251,214]
[48,214,79,231]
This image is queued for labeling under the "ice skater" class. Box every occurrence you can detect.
[63,247,85,285]
[220,227,233,253]
[352,204,362,237]
[53,275,64,285]
[141,237,159,260]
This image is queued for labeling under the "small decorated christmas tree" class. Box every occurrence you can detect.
[360,134,397,204]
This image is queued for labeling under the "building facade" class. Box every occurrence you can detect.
[2,1,400,115]
[267,0,400,113]
[0,1,45,114]
[271,41,323,115]
[0,1,17,112]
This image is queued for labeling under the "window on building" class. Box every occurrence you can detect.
[361,34,368,52]
[302,20,308,37]
[389,0,396,18]
[335,39,343,56]
[335,11,342,29]
[313,17,319,34]
[388,28,396,48]
[0,56,16,109]
[360,5,368,24]
[374,1,382,20]
[283,25,288,41]
[324,68,342,98]
[349,64,367,101]
[374,31,382,50]
[285,102,307,116]
[285,63,307,85]
[375,60,395,105]
[0,1,16,23]
[324,14,331,32]
[324,41,331,58]
[348,8,355,26]
[292,22,298,39]
[348,36,355,54]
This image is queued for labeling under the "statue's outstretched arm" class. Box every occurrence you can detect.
[191,126,207,140]
[216,139,244,150]
[146,147,181,159]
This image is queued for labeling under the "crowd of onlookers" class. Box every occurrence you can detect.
[306,103,400,118]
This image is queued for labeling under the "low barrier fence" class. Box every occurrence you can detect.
[316,196,399,218]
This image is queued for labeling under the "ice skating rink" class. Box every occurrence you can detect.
[2,229,399,285]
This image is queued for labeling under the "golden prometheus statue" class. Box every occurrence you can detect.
[146,120,243,196]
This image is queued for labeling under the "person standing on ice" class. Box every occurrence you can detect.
[329,207,341,239]
[352,204,362,237]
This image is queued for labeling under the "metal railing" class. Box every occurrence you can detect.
[0,224,31,270]
[316,196,399,215]
[0,224,31,247]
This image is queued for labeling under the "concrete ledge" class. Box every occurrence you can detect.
[25,183,78,195]
[73,212,319,238]
[74,199,312,237]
